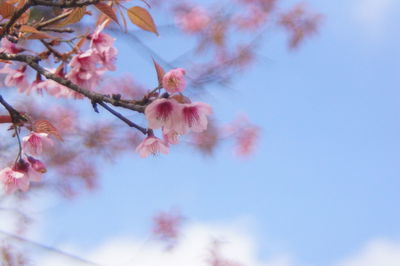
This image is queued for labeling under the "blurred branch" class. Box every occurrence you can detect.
[0,230,101,265]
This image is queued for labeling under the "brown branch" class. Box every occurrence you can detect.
[40,40,64,61]
[0,52,145,113]
[32,0,100,8]
[40,27,75,33]
[0,95,27,124]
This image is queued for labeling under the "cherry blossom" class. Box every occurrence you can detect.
[135,136,169,158]
[0,167,29,194]
[145,98,180,130]
[89,21,118,70]
[0,65,29,92]
[162,127,180,145]
[22,132,53,156]
[27,156,47,174]
[66,49,102,91]
[0,38,24,54]
[175,102,213,134]
[162,68,186,94]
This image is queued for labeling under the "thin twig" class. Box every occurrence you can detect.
[0,230,101,266]
[97,101,148,135]
[40,40,64,61]
[40,27,74,33]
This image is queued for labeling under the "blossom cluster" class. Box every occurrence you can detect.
[0,21,117,98]
[0,132,52,194]
[136,68,213,158]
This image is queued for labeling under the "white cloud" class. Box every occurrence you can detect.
[37,222,293,266]
[334,239,400,266]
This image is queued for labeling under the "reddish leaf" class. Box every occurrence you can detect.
[152,58,165,87]
[0,2,15,19]
[33,119,63,141]
[20,25,41,33]
[95,3,119,24]
[127,6,158,35]
[56,7,86,27]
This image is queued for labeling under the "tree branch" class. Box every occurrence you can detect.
[0,230,101,266]
[32,0,100,8]
[97,101,148,135]
[0,52,146,114]
[0,95,27,124]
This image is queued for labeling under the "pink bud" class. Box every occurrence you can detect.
[27,156,47,173]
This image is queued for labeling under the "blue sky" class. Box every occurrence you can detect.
[25,0,400,265]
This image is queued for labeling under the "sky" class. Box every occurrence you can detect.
[2,0,400,265]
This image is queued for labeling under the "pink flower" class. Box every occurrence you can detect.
[27,156,47,174]
[0,38,24,54]
[28,74,47,95]
[175,102,212,134]
[152,211,183,241]
[0,167,29,194]
[90,21,115,53]
[135,136,169,158]
[90,21,118,71]
[66,49,102,90]
[22,132,53,156]
[177,7,210,33]
[162,68,186,94]
[162,127,179,145]
[235,126,259,157]
[145,98,180,130]
[0,65,29,92]
[235,6,268,30]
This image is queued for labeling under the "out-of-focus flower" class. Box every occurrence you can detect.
[162,68,186,94]
[234,125,259,157]
[135,136,169,158]
[22,132,53,156]
[0,167,29,194]
[0,65,29,92]
[176,7,210,33]
[235,6,268,30]
[152,211,183,242]
[0,38,24,54]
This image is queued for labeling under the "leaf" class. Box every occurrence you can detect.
[95,3,119,24]
[56,7,86,27]
[127,6,158,35]
[26,32,55,40]
[33,119,63,141]
[20,25,41,34]
[0,2,15,19]
[152,58,165,87]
